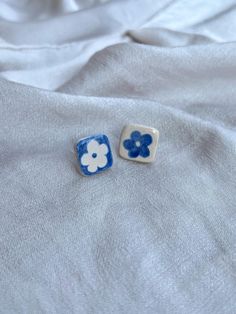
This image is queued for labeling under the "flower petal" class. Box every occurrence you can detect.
[131,131,141,141]
[123,139,135,150]
[99,143,108,155]
[139,145,150,158]
[87,140,100,154]
[141,134,152,146]
[81,153,92,166]
[87,162,98,173]
[97,155,108,168]
[128,147,140,158]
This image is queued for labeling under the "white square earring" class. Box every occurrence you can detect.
[119,124,159,163]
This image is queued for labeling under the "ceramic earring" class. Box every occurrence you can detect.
[119,124,159,163]
[76,134,113,176]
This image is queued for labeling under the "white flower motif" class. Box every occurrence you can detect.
[81,139,108,173]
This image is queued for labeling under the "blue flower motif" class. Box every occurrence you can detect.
[123,131,152,158]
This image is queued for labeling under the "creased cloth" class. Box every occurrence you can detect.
[0,0,236,313]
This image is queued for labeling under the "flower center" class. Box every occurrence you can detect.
[92,153,97,158]
[136,140,141,147]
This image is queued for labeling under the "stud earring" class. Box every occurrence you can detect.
[76,134,113,176]
[119,124,159,163]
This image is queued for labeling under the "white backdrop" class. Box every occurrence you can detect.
[0,1,236,313]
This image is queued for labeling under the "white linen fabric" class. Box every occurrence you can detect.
[0,0,236,313]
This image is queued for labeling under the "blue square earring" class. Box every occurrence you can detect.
[76,134,113,176]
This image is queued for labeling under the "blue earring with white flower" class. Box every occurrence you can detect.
[76,134,113,176]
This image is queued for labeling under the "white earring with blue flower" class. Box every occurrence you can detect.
[76,134,113,176]
[119,124,159,163]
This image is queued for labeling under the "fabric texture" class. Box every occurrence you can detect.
[0,0,236,313]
